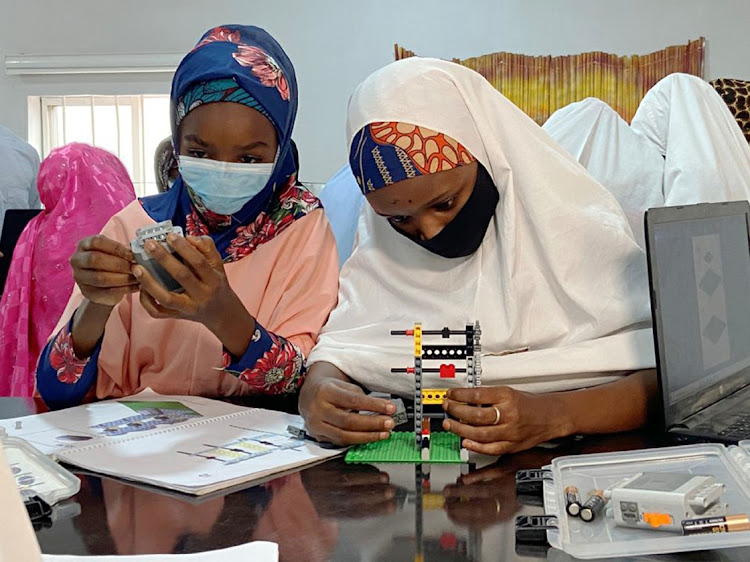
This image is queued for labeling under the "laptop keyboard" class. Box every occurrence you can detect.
[717,415,750,440]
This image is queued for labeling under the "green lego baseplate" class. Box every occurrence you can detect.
[345,431,464,464]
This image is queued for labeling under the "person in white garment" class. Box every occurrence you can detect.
[300,57,658,455]
[0,126,41,239]
[543,73,750,248]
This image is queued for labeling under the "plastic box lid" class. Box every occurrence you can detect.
[543,443,750,559]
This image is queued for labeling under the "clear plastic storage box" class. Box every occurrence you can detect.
[1,428,80,505]
[543,442,750,559]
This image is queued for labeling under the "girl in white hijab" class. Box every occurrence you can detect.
[543,73,750,248]
[301,58,657,455]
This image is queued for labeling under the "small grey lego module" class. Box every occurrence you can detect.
[390,398,408,426]
[366,392,408,427]
[607,472,726,532]
[131,220,185,293]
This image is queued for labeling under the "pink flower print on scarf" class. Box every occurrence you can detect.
[233,46,290,101]
[192,27,242,52]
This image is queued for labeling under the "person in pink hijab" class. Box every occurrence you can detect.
[0,143,136,396]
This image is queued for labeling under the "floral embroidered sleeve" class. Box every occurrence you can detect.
[221,322,305,394]
[36,316,101,410]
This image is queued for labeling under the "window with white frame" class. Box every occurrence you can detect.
[39,95,171,197]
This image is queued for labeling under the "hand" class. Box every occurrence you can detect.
[299,376,396,445]
[70,235,139,307]
[443,464,519,529]
[442,386,571,456]
[133,234,241,326]
[301,462,399,518]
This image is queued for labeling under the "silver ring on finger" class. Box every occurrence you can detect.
[491,405,501,426]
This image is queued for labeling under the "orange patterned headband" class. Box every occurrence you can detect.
[349,121,476,193]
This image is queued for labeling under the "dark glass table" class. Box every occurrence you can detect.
[2,397,748,561]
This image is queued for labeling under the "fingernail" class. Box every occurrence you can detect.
[167,233,177,242]
[443,420,451,431]
[385,489,395,499]
[132,266,142,278]
[379,432,390,440]
[384,419,394,429]
[145,240,157,251]
[386,404,395,414]
[463,439,473,447]
[379,474,389,484]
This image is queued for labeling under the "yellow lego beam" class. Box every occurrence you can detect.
[422,389,447,404]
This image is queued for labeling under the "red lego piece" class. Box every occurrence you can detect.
[440,533,457,550]
[439,364,456,378]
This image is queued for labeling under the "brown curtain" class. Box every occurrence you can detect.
[395,39,705,125]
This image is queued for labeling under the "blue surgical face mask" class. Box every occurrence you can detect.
[178,155,275,215]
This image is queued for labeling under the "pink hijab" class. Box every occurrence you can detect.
[0,144,136,396]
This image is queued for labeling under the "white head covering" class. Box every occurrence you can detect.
[308,58,655,396]
[0,126,41,234]
[543,74,750,248]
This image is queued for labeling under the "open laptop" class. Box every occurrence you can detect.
[0,209,41,292]
[645,201,750,444]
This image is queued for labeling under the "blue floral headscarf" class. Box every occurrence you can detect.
[140,25,299,259]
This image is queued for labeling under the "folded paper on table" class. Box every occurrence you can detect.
[0,389,343,495]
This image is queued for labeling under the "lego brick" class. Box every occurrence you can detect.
[345,432,464,464]
[439,364,456,378]
[422,346,469,360]
[422,389,447,404]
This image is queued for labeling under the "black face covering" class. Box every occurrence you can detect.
[393,163,499,258]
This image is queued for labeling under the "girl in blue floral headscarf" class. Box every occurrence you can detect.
[37,25,339,409]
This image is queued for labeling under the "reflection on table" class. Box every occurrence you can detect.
[2,397,748,561]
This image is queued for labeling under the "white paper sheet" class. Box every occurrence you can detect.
[0,390,342,495]
[58,407,341,494]
[0,390,248,456]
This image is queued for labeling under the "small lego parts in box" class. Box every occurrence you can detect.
[608,472,726,532]
[130,220,185,293]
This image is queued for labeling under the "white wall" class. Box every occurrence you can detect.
[2,0,749,182]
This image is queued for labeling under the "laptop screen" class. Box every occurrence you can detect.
[648,203,750,425]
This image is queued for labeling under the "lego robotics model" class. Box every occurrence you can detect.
[390,322,482,462]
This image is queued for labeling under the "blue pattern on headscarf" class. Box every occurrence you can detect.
[140,25,298,259]
[175,78,272,128]
[348,126,425,194]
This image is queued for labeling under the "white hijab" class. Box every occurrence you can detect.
[543,73,750,248]
[308,58,655,397]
